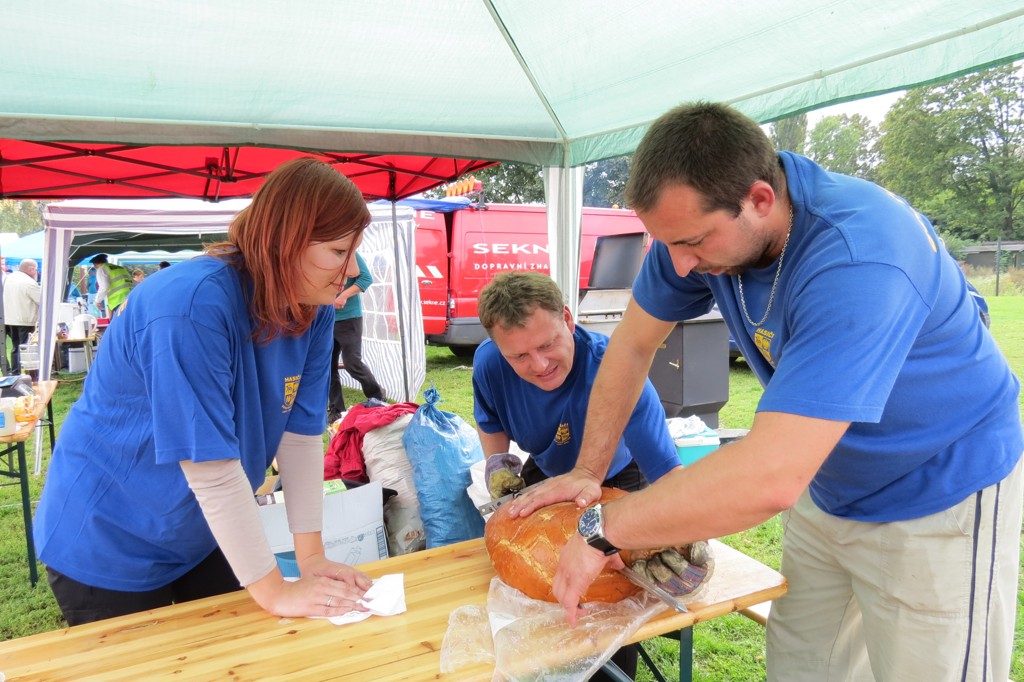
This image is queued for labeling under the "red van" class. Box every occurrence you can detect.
[414,203,647,356]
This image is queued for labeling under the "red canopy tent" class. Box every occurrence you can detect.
[0,140,495,412]
[0,139,496,201]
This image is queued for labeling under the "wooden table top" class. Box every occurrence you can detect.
[0,380,57,445]
[0,538,785,681]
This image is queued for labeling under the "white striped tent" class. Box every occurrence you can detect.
[36,197,424,408]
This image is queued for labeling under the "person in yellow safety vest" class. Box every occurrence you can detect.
[90,253,135,316]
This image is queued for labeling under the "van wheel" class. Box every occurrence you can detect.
[449,345,477,359]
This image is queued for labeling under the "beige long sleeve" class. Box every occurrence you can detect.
[179,458,277,587]
[274,431,325,534]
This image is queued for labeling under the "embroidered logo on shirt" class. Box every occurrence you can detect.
[282,375,300,412]
[555,422,571,445]
[754,328,776,366]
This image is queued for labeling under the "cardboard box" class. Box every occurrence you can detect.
[258,480,389,569]
[674,427,720,466]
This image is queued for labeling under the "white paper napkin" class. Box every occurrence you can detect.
[326,573,407,625]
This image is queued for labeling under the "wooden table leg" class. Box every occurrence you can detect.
[16,442,38,586]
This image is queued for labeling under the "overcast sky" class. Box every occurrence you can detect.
[806,91,905,126]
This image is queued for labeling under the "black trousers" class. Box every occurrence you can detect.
[328,317,384,413]
[5,325,33,373]
[47,547,241,626]
[521,458,648,680]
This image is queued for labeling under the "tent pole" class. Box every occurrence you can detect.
[0,245,9,375]
[544,161,583,317]
[388,172,411,402]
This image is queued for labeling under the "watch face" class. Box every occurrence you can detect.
[578,507,601,538]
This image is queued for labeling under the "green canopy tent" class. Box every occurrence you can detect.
[5,2,1021,163]
[2,0,1022,304]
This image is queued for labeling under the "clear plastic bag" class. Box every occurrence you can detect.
[439,604,495,674]
[440,577,668,681]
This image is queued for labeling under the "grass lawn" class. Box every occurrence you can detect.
[2,298,1023,681]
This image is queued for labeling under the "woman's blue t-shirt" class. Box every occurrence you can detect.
[34,256,333,591]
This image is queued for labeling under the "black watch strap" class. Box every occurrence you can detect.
[578,504,619,556]
[588,533,619,556]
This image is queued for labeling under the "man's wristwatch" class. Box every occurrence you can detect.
[577,504,619,556]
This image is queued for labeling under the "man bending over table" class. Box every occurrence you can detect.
[472,270,684,681]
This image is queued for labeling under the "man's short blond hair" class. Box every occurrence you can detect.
[478,272,565,333]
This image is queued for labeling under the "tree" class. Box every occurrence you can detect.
[0,200,47,236]
[876,64,1024,241]
[472,163,545,204]
[441,155,633,208]
[875,87,950,207]
[769,114,807,154]
[582,155,631,208]
[806,114,879,179]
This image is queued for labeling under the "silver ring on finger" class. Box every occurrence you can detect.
[326,595,334,608]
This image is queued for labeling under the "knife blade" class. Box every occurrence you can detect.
[620,565,688,613]
[477,482,545,516]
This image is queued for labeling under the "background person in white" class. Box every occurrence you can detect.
[3,258,40,373]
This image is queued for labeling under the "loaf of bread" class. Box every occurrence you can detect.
[484,487,641,603]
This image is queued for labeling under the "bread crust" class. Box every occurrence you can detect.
[484,487,641,603]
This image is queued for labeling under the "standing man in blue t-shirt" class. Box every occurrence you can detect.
[473,271,682,682]
[508,103,1023,682]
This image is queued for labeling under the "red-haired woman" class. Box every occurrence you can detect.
[35,158,374,625]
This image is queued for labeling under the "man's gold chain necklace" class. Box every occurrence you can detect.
[737,205,794,328]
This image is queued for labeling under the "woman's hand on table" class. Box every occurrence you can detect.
[302,552,373,592]
[249,557,372,618]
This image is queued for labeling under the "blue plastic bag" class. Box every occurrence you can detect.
[402,386,486,548]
